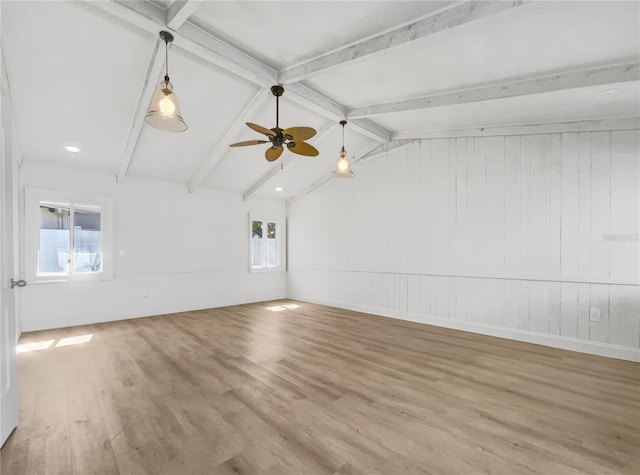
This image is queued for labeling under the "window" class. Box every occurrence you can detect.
[250,218,282,270]
[26,188,112,282]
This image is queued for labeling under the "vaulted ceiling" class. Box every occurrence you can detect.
[2,1,639,202]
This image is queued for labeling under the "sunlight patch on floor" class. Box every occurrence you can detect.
[16,340,55,353]
[266,303,300,312]
[17,334,93,353]
[54,334,93,347]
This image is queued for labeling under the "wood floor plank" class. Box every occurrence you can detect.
[2,299,639,474]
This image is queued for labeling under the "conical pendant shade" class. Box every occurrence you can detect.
[334,148,354,178]
[145,78,187,132]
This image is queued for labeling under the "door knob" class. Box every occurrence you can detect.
[10,279,26,289]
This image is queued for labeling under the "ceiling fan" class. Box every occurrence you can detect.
[230,85,319,162]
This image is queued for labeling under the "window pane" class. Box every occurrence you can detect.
[39,205,70,273]
[252,221,264,267]
[267,222,277,267]
[73,207,102,273]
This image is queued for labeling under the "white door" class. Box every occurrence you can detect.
[0,73,21,447]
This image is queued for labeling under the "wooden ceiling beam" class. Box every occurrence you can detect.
[278,1,524,84]
[84,0,392,189]
[187,87,270,193]
[286,140,381,206]
[349,61,640,119]
[166,0,204,30]
[285,83,390,142]
[116,40,164,181]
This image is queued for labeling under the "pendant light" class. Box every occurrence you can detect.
[334,120,354,178]
[145,31,187,132]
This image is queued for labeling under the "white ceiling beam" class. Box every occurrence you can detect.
[83,0,164,35]
[349,61,640,118]
[117,40,164,182]
[187,87,269,193]
[286,140,381,206]
[85,0,278,85]
[174,20,278,86]
[285,83,391,142]
[393,117,640,140]
[278,0,524,84]
[84,0,392,183]
[242,121,335,201]
[166,0,203,30]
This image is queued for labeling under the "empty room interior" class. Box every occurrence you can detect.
[1,1,639,474]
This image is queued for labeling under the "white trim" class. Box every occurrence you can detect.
[248,215,285,273]
[285,266,640,287]
[24,188,114,284]
[393,117,640,140]
[289,295,640,362]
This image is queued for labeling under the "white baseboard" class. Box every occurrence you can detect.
[289,294,640,363]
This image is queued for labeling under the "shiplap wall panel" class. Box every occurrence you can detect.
[550,134,563,278]
[590,284,610,343]
[577,283,591,341]
[610,131,639,282]
[590,132,611,278]
[560,282,578,339]
[529,135,551,276]
[578,133,592,276]
[561,133,580,276]
[287,130,640,356]
[610,285,640,348]
[520,136,531,275]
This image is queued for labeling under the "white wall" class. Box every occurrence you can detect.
[287,132,640,361]
[19,161,286,331]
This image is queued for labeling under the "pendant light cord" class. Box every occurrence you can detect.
[164,37,169,81]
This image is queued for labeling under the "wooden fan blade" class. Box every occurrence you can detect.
[229,140,269,147]
[283,126,316,141]
[247,122,276,137]
[265,146,283,162]
[287,141,319,157]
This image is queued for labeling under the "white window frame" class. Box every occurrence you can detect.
[249,215,284,272]
[25,187,113,283]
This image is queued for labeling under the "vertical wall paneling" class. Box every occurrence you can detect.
[561,133,580,276]
[560,282,578,339]
[590,132,611,278]
[578,133,592,276]
[529,134,551,276]
[577,282,591,341]
[287,129,640,361]
[486,136,506,275]
[610,130,639,282]
[589,283,610,343]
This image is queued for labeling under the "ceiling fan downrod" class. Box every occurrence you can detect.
[271,85,284,131]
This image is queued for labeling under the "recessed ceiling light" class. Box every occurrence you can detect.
[275,187,283,192]
[604,88,619,95]
[65,145,80,153]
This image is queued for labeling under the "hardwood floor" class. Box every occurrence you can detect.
[2,300,639,474]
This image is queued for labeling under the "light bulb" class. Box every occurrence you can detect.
[159,94,176,115]
[338,158,349,171]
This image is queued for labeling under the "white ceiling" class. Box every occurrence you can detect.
[2,1,639,202]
